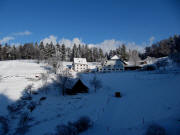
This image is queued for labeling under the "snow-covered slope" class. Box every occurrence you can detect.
[81,72,180,135]
[0,60,180,135]
[0,60,46,114]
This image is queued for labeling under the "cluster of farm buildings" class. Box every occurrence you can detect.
[64,55,156,73]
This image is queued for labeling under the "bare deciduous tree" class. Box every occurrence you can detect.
[56,69,72,96]
[48,57,64,74]
[90,73,102,93]
[55,62,64,74]
[128,50,141,66]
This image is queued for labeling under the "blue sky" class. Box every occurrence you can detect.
[0,0,180,49]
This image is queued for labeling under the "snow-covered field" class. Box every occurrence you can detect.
[0,60,180,135]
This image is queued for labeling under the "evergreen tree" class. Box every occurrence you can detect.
[2,44,9,60]
[39,41,45,60]
[71,44,78,61]
[121,44,128,60]
[11,45,17,60]
[61,44,66,61]
[109,50,114,59]
[66,47,71,61]
[77,44,82,58]
[34,42,40,59]
[44,42,55,59]
[92,47,98,62]
[99,48,104,61]
[18,45,24,59]
[55,43,62,60]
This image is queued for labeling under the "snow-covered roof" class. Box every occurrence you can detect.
[109,55,128,65]
[104,59,123,66]
[111,55,120,60]
[73,58,87,64]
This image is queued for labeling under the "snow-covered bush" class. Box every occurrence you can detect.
[73,116,93,133]
[154,58,169,70]
[7,100,27,114]
[67,123,78,135]
[21,84,33,100]
[15,125,30,135]
[14,112,32,135]
[0,116,9,135]
[54,116,92,135]
[27,101,37,112]
[18,112,32,127]
[146,124,166,135]
[56,124,77,135]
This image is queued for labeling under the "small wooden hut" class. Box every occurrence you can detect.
[66,79,88,95]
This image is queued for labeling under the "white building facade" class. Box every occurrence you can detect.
[73,58,89,72]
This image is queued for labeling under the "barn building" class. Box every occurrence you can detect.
[98,55,125,72]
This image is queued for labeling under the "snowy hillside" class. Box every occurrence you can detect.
[0,60,180,135]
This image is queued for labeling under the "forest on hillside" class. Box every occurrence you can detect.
[0,35,180,63]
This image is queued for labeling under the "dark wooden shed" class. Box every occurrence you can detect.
[66,79,89,95]
[72,79,89,93]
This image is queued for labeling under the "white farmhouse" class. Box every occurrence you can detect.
[98,55,125,72]
[72,58,89,72]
